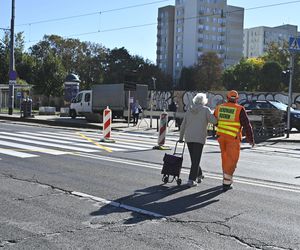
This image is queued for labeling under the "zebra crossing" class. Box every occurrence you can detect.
[0,130,178,159]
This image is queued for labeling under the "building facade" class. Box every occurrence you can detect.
[156,0,244,83]
[156,6,175,77]
[244,24,299,58]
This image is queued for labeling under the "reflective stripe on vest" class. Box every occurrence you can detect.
[216,104,241,138]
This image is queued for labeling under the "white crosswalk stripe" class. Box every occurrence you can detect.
[0,130,178,159]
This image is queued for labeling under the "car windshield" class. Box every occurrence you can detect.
[269,101,294,111]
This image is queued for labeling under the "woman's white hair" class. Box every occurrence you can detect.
[193,93,208,105]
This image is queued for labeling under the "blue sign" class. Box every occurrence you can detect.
[289,37,300,52]
[9,70,17,81]
[16,92,22,99]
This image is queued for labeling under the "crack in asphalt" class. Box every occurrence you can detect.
[0,226,90,248]
[1,173,296,250]
[164,213,293,250]
[204,226,294,250]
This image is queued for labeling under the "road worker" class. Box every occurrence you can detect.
[214,90,255,191]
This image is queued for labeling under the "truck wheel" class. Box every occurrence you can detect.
[70,110,77,119]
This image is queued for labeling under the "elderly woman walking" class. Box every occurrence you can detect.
[179,93,217,187]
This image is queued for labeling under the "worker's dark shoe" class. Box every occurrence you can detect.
[222,184,233,192]
[197,175,205,183]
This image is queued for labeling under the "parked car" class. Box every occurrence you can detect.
[240,100,300,131]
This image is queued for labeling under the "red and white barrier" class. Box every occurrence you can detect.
[100,106,115,143]
[153,110,170,150]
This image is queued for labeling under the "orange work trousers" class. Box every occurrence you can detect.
[217,136,240,180]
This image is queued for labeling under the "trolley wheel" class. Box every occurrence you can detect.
[163,176,169,184]
[177,178,182,186]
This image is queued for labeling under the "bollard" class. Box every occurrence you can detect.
[153,110,170,150]
[100,106,115,143]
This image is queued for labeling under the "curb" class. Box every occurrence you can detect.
[0,115,102,130]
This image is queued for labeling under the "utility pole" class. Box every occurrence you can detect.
[286,54,294,138]
[8,0,16,115]
[150,77,156,128]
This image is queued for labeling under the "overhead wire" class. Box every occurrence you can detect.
[18,0,300,44]
[16,0,172,26]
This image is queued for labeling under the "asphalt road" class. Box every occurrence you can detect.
[0,122,299,249]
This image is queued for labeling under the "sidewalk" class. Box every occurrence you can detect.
[1,113,300,143]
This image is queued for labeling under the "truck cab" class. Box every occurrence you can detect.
[69,90,92,118]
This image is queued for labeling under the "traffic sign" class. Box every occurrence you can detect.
[289,37,300,52]
[9,80,16,85]
[9,70,17,81]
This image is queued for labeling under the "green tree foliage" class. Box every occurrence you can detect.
[292,53,300,92]
[222,66,238,90]
[0,33,174,95]
[0,34,9,84]
[222,58,264,91]
[32,52,66,104]
[0,32,25,84]
[260,61,283,91]
[178,67,197,90]
[261,41,290,69]
[195,52,223,90]
[179,52,223,91]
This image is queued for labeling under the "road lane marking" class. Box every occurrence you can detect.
[0,140,66,155]
[0,134,99,153]
[76,132,113,153]
[0,147,38,158]
[72,153,300,194]
[72,191,165,219]
[76,132,153,151]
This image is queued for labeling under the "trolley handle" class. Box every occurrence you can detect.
[174,140,185,156]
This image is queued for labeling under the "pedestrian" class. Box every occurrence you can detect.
[131,100,142,126]
[168,99,178,126]
[179,93,217,187]
[214,90,255,192]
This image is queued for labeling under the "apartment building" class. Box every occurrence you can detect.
[156,0,244,83]
[156,6,175,77]
[244,24,299,58]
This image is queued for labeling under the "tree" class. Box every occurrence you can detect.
[229,58,264,91]
[0,32,26,84]
[260,61,283,91]
[195,52,223,90]
[261,42,290,69]
[32,52,66,104]
[222,66,238,90]
[178,66,197,90]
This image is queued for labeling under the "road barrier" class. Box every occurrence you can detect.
[100,106,115,143]
[153,110,170,150]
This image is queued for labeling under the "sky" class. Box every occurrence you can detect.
[1,0,300,63]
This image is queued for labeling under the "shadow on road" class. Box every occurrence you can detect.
[90,184,223,224]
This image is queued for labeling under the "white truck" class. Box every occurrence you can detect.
[69,83,148,122]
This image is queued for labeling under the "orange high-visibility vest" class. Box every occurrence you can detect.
[215,102,243,139]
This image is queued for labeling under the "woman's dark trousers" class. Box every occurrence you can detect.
[187,142,204,181]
